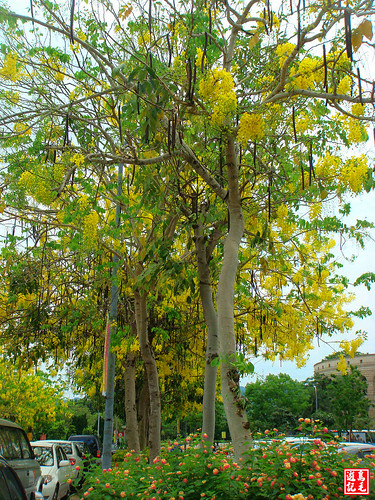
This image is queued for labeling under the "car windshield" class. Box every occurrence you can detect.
[33,446,54,466]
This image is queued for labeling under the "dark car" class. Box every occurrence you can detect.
[0,455,28,500]
[67,435,101,459]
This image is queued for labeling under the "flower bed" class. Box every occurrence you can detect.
[74,421,375,499]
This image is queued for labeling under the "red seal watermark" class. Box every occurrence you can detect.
[344,468,370,495]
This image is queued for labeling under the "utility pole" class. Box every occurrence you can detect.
[102,162,123,469]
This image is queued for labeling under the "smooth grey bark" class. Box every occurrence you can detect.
[194,220,220,443]
[216,137,251,460]
[102,163,123,470]
[124,350,140,453]
[137,378,150,450]
[134,289,161,461]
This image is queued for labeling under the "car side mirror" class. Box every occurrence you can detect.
[58,460,70,467]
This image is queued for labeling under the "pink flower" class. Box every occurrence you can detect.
[213,468,219,475]
[323,427,329,433]
[120,493,126,498]
[105,483,110,489]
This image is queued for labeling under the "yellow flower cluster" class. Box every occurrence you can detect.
[0,52,21,82]
[337,354,347,375]
[315,153,342,178]
[83,210,99,241]
[237,112,265,145]
[352,103,365,115]
[275,42,295,68]
[13,122,31,136]
[195,47,207,68]
[71,153,85,167]
[316,153,368,193]
[295,112,313,134]
[340,155,368,193]
[340,337,364,358]
[199,68,237,125]
[18,163,65,205]
[347,118,366,143]
[309,202,322,220]
[77,29,87,42]
[336,75,352,95]
[291,58,323,90]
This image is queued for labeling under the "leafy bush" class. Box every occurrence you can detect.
[73,422,375,499]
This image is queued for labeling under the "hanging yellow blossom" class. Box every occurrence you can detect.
[290,58,323,90]
[336,75,352,95]
[340,155,368,193]
[0,52,21,82]
[83,211,99,241]
[199,68,237,126]
[237,112,265,145]
[337,354,347,375]
[352,103,365,115]
[340,337,364,358]
[195,47,207,68]
[315,153,342,178]
[275,43,295,68]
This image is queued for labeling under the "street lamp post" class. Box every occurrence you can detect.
[313,384,318,412]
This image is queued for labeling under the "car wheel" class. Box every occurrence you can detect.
[52,484,59,500]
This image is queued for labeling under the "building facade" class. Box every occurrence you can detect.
[314,353,375,423]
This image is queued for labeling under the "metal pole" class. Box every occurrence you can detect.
[313,384,318,412]
[102,163,123,469]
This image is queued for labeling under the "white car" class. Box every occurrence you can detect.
[31,441,74,500]
[42,440,83,477]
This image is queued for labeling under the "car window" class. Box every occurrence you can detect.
[0,427,33,461]
[60,444,72,455]
[33,447,54,467]
[2,467,26,500]
[56,446,66,464]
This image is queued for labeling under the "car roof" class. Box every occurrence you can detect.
[30,441,57,447]
[339,442,375,448]
[42,440,74,444]
[0,419,23,430]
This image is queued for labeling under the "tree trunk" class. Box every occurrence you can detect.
[134,289,161,461]
[137,377,150,450]
[124,351,140,452]
[216,137,251,460]
[194,221,219,444]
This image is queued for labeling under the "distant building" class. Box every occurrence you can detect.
[314,353,375,423]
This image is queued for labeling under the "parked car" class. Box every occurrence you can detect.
[0,454,28,500]
[31,441,73,500]
[67,435,101,459]
[338,441,375,459]
[0,419,42,500]
[42,441,82,472]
